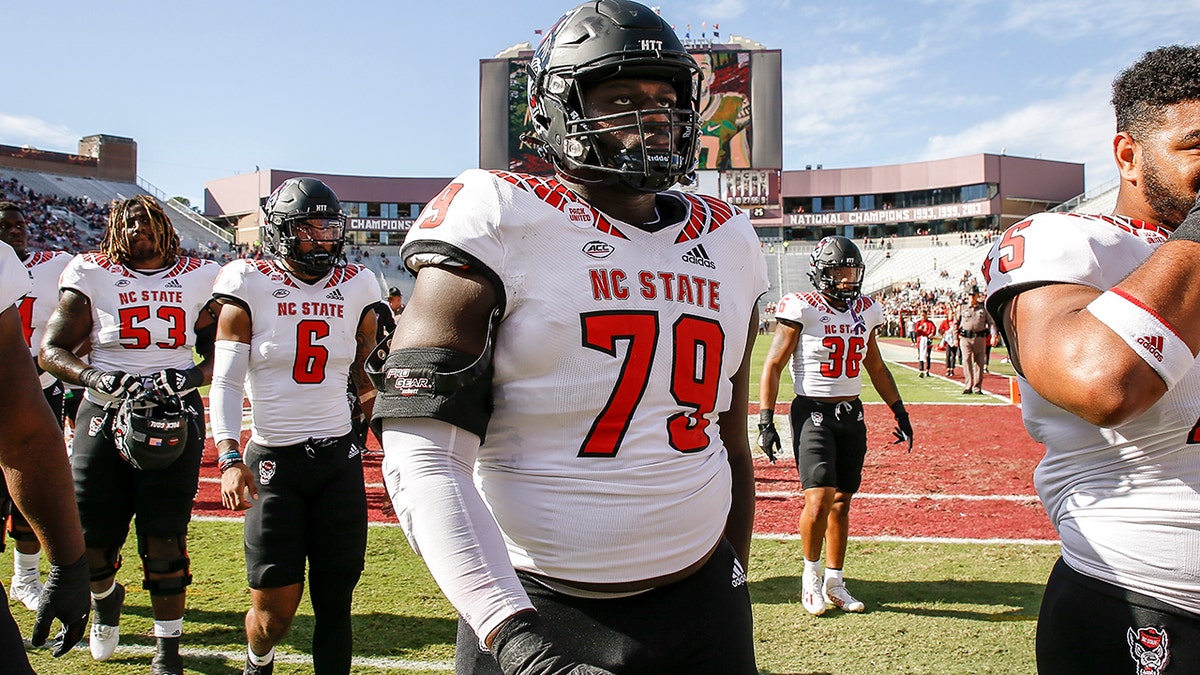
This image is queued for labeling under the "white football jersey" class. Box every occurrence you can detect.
[984,211,1200,614]
[774,291,883,398]
[59,253,220,404]
[0,241,32,314]
[17,250,71,387]
[402,169,769,584]
[213,260,381,447]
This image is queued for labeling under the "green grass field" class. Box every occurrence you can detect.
[12,334,1050,674]
[14,523,1056,674]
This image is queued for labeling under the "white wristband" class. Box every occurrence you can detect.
[1087,289,1196,389]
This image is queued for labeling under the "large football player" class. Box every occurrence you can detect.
[374,2,767,673]
[0,201,72,611]
[983,45,1200,673]
[39,195,219,675]
[758,235,912,616]
[212,177,380,675]
[0,240,90,673]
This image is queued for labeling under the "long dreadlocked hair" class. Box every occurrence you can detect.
[102,195,180,266]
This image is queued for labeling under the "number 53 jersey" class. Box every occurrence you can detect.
[402,169,769,584]
[59,253,219,392]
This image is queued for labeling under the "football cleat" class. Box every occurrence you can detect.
[89,582,125,661]
[824,581,866,612]
[10,576,43,612]
[801,569,827,616]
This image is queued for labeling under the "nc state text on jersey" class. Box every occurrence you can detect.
[118,290,184,304]
[589,268,720,310]
[276,301,344,318]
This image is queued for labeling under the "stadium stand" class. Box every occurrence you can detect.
[0,167,234,259]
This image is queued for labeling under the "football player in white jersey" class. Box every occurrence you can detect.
[0,240,90,673]
[212,178,380,675]
[983,45,1200,673]
[0,201,71,611]
[758,236,911,616]
[39,195,220,675]
[375,2,766,673]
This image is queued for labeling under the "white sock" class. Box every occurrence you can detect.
[803,558,821,577]
[91,582,117,601]
[825,567,844,585]
[13,550,40,582]
[153,618,183,638]
[248,645,275,666]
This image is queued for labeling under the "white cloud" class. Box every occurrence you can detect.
[999,0,1199,41]
[920,73,1117,185]
[0,114,76,151]
[784,53,921,143]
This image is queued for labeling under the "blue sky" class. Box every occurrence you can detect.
[6,1,1199,207]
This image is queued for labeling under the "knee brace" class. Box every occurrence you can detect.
[90,544,123,583]
[7,510,38,543]
[138,534,192,597]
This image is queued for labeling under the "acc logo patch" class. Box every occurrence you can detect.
[1127,626,1169,675]
[272,289,290,298]
[582,241,614,259]
[114,279,131,287]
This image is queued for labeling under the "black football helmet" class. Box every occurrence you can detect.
[809,236,865,303]
[527,0,701,192]
[262,177,347,277]
[111,390,190,471]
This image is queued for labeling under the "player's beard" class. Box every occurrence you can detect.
[1141,151,1196,228]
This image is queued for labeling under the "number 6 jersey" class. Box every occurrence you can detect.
[401,168,769,584]
[212,260,381,447]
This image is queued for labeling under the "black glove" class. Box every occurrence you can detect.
[150,366,203,396]
[756,409,782,463]
[890,401,914,453]
[492,611,615,675]
[80,368,143,399]
[31,554,90,657]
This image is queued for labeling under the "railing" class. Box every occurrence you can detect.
[136,176,235,244]
[1050,177,1120,213]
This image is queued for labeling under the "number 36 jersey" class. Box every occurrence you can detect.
[774,291,882,398]
[402,169,768,584]
[213,260,381,447]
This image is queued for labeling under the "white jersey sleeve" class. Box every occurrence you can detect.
[983,211,1200,615]
[213,260,382,447]
[775,291,883,398]
[983,211,1170,315]
[0,241,31,312]
[20,251,72,387]
[399,169,768,585]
